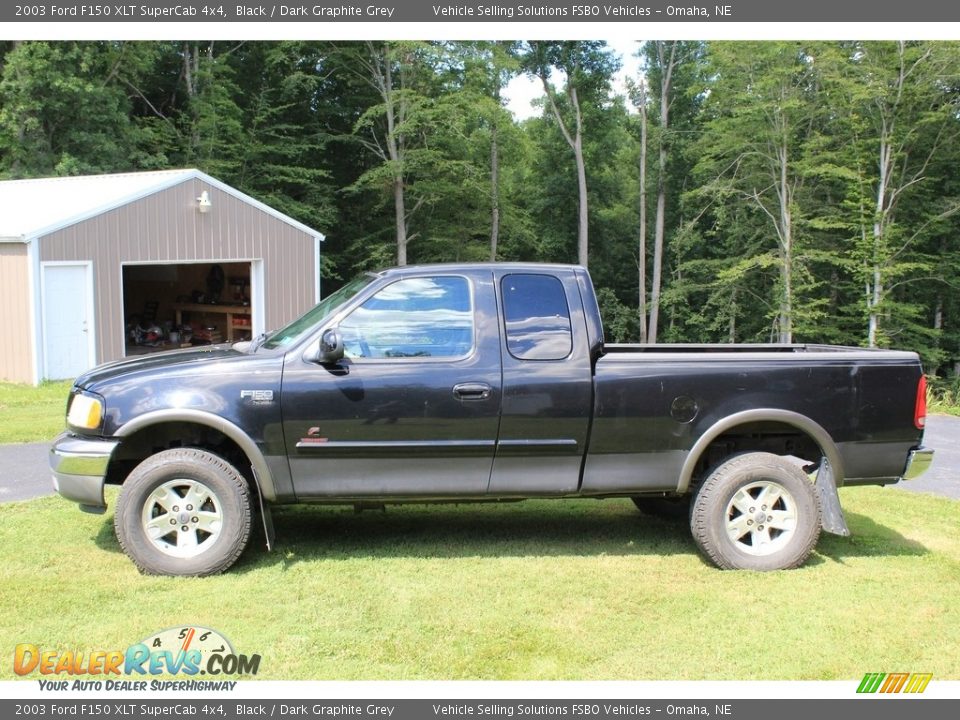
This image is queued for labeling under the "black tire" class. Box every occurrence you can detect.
[690,452,821,571]
[114,448,252,576]
[631,496,689,520]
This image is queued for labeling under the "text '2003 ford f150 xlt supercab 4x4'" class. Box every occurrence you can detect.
[51,263,933,575]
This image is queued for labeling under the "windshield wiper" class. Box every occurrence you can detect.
[248,332,272,353]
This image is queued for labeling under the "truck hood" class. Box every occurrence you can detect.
[75,345,270,390]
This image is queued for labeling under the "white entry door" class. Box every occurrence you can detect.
[42,263,95,380]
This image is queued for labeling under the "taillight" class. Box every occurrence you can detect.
[914,375,927,430]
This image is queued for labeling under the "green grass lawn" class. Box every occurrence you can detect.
[1,486,958,681]
[0,381,71,443]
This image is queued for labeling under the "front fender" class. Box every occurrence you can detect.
[115,409,278,502]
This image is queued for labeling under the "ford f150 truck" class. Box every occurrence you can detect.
[51,263,933,575]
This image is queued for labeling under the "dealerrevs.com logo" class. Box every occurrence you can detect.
[14,626,260,691]
[857,672,933,694]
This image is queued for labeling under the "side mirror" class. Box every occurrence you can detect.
[313,328,344,365]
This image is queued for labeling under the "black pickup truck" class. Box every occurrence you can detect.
[51,263,932,575]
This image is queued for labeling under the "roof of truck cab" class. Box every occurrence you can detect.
[381,262,587,274]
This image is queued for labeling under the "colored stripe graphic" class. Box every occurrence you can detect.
[904,673,933,693]
[857,672,932,694]
[880,672,910,693]
[857,673,885,693]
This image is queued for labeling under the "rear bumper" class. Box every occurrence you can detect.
[49,433,120,514]
[901,447,934,481]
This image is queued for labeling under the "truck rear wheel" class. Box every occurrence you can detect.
[690,452,821,570]
[114,448,252,576]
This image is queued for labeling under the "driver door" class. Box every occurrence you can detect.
[281,270,502,499]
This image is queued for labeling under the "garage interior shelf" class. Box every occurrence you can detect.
[173,303,252,342]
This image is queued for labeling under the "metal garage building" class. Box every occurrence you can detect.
[0,169,324,384]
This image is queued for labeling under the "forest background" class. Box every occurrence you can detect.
[2,39,959,379]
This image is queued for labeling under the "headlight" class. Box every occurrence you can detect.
[67,393,104,430]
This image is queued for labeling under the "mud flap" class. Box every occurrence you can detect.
[815,458,850,537]
[252,467,276,551]
[258,498,275,551]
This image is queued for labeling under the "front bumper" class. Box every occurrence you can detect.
[50,433,120,514]
[901,447,934,481]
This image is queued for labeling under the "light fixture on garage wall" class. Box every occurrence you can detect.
[197,190,212,214]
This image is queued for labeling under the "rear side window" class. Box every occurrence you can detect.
[501,274,573,360]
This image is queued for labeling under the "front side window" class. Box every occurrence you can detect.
[340,276,474,359]
[502,274,573,361]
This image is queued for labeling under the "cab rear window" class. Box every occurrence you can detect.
[501,274,573,361]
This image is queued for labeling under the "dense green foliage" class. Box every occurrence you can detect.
[2,40,958,371]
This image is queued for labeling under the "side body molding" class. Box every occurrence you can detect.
[115,409,278,502]
[678,408,846,494]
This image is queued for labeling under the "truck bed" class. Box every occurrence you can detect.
[603,342,916,358]
[587,343,924,496]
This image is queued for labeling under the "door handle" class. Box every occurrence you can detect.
[453,382,492,401]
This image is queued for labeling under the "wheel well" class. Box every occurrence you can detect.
[105,422,256,496]
[690,421,823,491]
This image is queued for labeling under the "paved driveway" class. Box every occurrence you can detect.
[1,416,957,503]
[897,413,960,500]
[0,442,54,503]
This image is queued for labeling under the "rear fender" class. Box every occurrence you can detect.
[680,409,848,535]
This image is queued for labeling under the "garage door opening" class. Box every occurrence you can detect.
[122,261,257,356]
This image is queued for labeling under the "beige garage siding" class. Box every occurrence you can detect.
[0,243,33,383]
[39,178,318,364]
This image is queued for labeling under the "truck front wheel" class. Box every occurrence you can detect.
[690,452,821,571]
[114,448,252,576]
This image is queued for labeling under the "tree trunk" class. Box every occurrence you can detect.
[379,45,408,265]
[868,268,882,347]
[574,133,589,267]
[7,42,21,173]
[728,288,737,343]
[778,139,793,344]
[637,82,648,343]
[570,86,589,267]
[869,134,891,347]
[866,44,905,347]
[490,121,500,262]
[648,42,676,344]
[539,67,590,268]
[931,294,943,376]
[394,176,407,265]
[649,166,666,342]
[183,42,202,153]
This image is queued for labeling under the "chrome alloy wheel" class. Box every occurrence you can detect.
[140,479,224,558]
[724,481,798,556]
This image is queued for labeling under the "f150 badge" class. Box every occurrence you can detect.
[240,390,274,403]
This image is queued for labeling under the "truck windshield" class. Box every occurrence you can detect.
[261,273,377,350]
